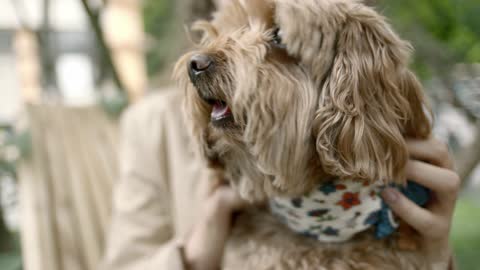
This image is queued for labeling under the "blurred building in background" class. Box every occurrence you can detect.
[1,0,98,109]
[1,0,149,112]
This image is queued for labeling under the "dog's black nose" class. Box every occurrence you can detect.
[189,54,213,77]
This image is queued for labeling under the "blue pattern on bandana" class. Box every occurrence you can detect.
[375,181,430,239]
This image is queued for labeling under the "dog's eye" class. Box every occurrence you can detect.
[270,27,286,49]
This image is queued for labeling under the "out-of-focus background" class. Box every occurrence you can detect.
[0,0,479,269]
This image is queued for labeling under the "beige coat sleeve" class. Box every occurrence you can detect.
[101,100,186,270]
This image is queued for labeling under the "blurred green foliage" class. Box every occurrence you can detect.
[100,90,129,118]
[143,0,176,76]
[381,0,480,78]
[451,198,480,270]
[143,0,480,79]
[0,127,31,177]
[0,233,22,270]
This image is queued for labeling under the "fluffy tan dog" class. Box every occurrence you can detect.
[175,0,433,269]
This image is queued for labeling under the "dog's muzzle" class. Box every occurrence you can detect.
[186,53,234,128]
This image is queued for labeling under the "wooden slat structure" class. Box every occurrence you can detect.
[18,105,119,270]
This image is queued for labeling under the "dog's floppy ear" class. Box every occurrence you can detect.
[311,4,431,184]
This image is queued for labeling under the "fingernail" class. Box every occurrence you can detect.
[382,187,399,203]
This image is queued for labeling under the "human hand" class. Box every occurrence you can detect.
[381,138,460,270]
[184,179,247,270]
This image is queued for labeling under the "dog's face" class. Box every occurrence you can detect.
[175,0,431,201]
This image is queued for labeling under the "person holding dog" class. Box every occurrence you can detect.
[101,0,460,269]
[101,90,459,270]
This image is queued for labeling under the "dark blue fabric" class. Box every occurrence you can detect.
[375,181,430,239]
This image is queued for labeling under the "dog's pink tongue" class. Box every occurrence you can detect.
[211,102,231,120]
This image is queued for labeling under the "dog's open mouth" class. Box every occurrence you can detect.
[211,100,231,120]
[205,98,234,127]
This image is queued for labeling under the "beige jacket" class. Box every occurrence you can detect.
[102,89,211,270]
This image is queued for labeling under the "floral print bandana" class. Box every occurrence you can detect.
[269,179,429,243]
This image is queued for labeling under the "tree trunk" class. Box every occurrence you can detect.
[80,0,126,93]
[39,0,58,93]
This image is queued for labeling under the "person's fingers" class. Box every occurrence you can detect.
[381,187,448,239]
[405,160,460,207]
[406,138,454,170]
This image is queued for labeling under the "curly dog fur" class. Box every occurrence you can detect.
[175,0,433,269]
